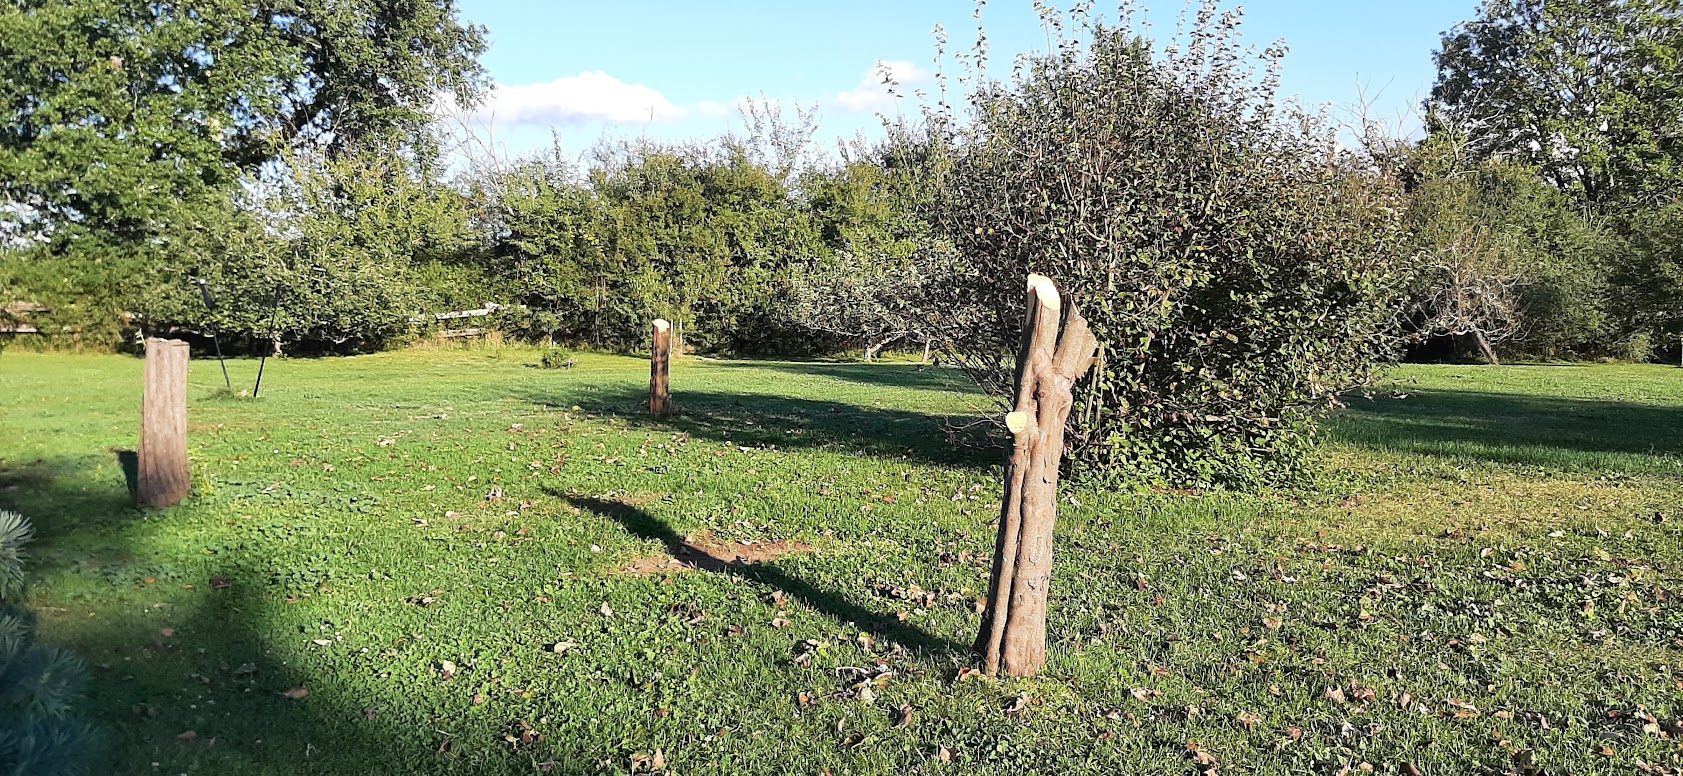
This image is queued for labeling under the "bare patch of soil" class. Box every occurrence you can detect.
[619,533,813,576]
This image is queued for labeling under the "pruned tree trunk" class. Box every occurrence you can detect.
[920,338,933,365]
[650,319,672,417]
[1468,331,1500,365]
[139,338,191,508]
[974,275,1100,677]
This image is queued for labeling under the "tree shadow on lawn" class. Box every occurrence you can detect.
[0,456,587,774]
[701,359,981,395]
[513,384,999,470]
[1331,388,1683,472]
[561,493,963,656]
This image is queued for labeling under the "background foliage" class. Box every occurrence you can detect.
[5,0,1683,482]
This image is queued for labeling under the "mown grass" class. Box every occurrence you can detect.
[0,349,1678,775]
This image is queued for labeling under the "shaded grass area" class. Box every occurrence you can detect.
[0,350,1678,774]
[1331,365,1683,478]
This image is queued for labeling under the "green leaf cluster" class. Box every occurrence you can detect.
[917,1,1415,487]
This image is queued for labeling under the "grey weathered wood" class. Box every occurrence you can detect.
[139,338,191,508]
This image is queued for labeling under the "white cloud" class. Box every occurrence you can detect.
[694,100,732,118]
[467,71,687,127]
[831,60,932,115]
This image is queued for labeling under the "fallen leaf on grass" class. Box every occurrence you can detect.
[894,704,913,728]
[438,661,457,681]
[176,730,197,743]
[281,687,309,700]
[1186,742,1219,775]
[548,641,577,654]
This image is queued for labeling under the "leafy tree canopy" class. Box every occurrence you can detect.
[1429,0,1683,211]
[0,0,488,244]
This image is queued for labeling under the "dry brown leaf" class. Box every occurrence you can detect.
[281,687,309,700]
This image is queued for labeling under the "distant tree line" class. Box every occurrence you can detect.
[4,0,1683,485]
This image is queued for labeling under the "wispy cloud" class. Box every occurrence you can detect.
[466,71,688,127]
[831,60,932,115]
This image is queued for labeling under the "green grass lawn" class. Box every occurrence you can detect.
[1,349,1679,775]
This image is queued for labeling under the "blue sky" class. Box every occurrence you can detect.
[447,0,1480,163]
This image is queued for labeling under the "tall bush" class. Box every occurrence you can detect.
[141,150,488,353]
[1400,139,1615,361]
[918,2,1413,487]
[1615,200,1683,357]
[487,138,826,353]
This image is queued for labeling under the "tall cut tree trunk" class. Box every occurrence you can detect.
[650,319,672,417]
[139,338,191,508]
[974,274,1100,677]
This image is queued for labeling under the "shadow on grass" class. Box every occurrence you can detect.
[703,359,979,394]
[514,384,999,469]
[0,457,581,774]
[561,493,962,655]
[1331,388,1683,472]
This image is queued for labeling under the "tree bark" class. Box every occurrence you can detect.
[863,332,905,362]
[1469,331,1500,365]
[139,338,191,508]
[974,275,1100,677]
[650,319,672,417]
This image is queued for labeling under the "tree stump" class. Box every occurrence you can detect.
[139,338,191,508]
[974,275,1100,676]
[650,319,672,417]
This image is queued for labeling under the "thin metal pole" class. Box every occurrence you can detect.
[253,286,282,398]
[195,279,232,391]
